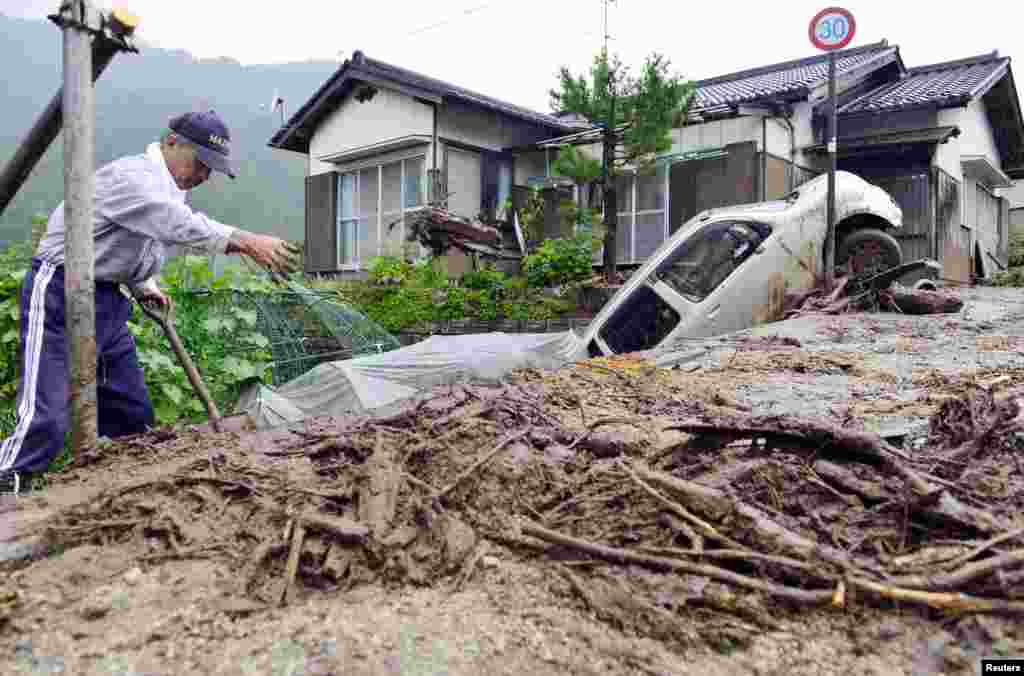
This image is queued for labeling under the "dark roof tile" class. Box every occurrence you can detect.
[839,53,1009,113]
[693,41,896,110]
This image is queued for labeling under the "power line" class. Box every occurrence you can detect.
[404,1,502,38]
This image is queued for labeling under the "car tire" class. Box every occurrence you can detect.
[837,228,902,277]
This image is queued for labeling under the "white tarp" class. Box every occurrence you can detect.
[238,331,583,428]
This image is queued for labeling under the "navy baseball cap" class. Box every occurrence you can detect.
[168,110,237,179]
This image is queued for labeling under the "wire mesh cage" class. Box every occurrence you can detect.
[181,286,399,386]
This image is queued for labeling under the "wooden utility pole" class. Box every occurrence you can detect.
[49,2,139,451]
[62,0,99,451]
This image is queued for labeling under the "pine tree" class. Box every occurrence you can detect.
[550,50,693,281]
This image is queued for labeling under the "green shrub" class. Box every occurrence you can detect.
[128,256,274,425]
[522,233,595,288]
[991,267,1024,287]
[461,266,507,293]
[1009,229,1024,268]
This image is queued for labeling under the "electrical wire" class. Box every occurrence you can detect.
[403,1,503,38]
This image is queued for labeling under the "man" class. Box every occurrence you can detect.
[0,110,298,494]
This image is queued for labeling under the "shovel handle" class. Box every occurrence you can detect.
[137,298,224,432]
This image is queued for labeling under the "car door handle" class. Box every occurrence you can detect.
[707,304,721,319]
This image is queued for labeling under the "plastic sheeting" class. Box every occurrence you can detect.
[238,331,584,428]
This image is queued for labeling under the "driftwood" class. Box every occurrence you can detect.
[300,512,369,544]
[882,288,964,315]
[630,462,874,575]
[886,550,1024,590]
[521,520,834,604]
[847,578,1024,614]
[787,261,961,317]
[939,388,1024,468]
[813,460,894,503]
[280,521,306,606]
[666,414,1007,535]
[436,428,531,500]
[358,430,398,535]
[622,461,746,551]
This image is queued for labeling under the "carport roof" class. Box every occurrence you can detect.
[802,126,962,154]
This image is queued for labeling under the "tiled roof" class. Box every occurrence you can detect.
[839,52,1009,114]
[693,41,898,111]
[271,50,584,153]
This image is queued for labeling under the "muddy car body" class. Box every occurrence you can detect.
[582,171,903,357]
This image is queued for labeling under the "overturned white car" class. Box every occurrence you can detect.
[582,171,903,357]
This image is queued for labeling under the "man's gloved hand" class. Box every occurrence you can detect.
[230,232,301,276]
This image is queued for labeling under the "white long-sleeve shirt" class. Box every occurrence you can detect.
[37,143,236,294]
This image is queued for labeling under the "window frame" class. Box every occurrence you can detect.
[614,168,669,264]
[336,153,426,269]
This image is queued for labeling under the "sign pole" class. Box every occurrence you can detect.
[808,6,855,288]
[825,50,837,288]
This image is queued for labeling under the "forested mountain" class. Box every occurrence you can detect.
[0,12,338,246]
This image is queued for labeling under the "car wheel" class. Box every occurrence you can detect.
[836,228,902,277]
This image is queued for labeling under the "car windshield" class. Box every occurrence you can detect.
[654,221,769,302]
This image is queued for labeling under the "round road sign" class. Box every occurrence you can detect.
[809,7,856,51]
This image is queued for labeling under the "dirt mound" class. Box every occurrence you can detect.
[3,355,1024,673]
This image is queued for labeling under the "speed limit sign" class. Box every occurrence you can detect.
[809,7,856,51]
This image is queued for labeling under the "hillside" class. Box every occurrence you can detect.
[0,13,338,247]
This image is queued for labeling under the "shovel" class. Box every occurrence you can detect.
[138,298,224,433]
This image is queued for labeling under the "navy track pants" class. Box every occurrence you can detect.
[0,259,155,474]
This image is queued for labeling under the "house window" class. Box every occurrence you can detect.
[611,169,668,263]
[337,173,357,266]
[337,155,425,266]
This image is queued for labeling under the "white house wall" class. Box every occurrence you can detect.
[952,98,1001,168]
[673,116,762,154]
[790,102,823,171]
[935,98,1007,272]
[438,99,559,152]
[307,86,434,176]
[1003,180,1024,208]
[933,131,964,182]
[936,98,1003,182]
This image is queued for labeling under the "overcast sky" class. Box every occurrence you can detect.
[3,1,1020,113]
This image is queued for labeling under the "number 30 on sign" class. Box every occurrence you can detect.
[809,7,856,51]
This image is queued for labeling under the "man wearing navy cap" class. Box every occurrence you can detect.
[0,110,299,494]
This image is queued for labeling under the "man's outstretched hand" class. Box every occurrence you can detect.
[229,232,301,276]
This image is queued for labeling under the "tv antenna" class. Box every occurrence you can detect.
[603,0,616,53]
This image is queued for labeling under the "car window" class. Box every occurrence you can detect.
[598,285,681,355]
[654,221,769,302]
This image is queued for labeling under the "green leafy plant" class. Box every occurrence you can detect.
[990,267,1024,287]
[128,257,274,425]
[1008,228,1024,268]
[522,233,596,288]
